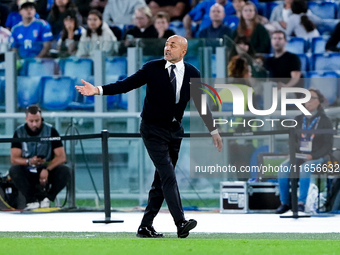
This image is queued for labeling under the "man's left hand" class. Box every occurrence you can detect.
[212,133,223,152]
[39,169,49,186]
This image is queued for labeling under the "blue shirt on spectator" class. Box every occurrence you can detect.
[5,12,40,30]
[11,19,53,59]
[188,0,259,33]
[188,0,236,32]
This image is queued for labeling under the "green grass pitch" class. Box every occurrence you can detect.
[0,232,340,255]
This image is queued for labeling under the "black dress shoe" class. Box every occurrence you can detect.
[275,204,291,214]
[177,219,197,238]
[136,226,163,238]
[147,226,164,238]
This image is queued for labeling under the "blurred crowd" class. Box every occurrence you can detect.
[0,0,338,58]
[0,0,339,104]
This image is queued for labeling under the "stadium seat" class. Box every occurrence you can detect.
[311,36,330,53]
[266,1,280,19]
[59,58,94,107]
[59,58,93,84]
[211,54,216,78]
[41,76,75,110]
[184,55,200,70]
[21,58,57,76]
[106,75,128,110]
[257,2,267,18]
[297,53,309,72]
[312,53,340,71]
[17,76,42,109]
[0,77,5,110]
[224,15,239,30]
[169,21,186,37]
[308,1,338,19]
[305,71,339,105]
[286,37,307,54]
[317,19,339,35]
[105,56,127,77]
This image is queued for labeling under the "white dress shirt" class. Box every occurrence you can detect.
[165,59,184,104]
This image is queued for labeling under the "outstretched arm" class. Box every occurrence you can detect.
[75,79,100,96]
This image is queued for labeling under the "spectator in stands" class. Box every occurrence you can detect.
[276,89,333,214]
[146,0,190,22]
[198,3,233,40]
[9,105,71,210]
[234,1,270,53]
[269,0,292,30]
[76,9,117,58]
[228,55,252,85]
[57,9,85,57]
[6,0,40,30]
[266,30,301,93]
[285,0,320,40]
[47,0,81,39]
[154,12,175,39]
[124,6,158,39]
[228,0,269,31]
[325,22,340,52]
[0,12,11,62]
[0,12,11,50]
[229,36,256,62]
[0,2,9,27]
[183,0,235,38]
[11,0,53,59]
[103,0,146,27]
[75,0,107,25]
[35,0,54,20]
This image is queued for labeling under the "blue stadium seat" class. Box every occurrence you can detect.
[224,15,239,30]
[17,76,42,109]
[59,58,93,84]
[169,21,186,37]
[308,1,338,19]
[41,76,75,110]
[106,75,128,110]
[311,36,330,53]
[21,58,57,76]
[0,77,5,110]
[184,55,200,70]
[312,53,340,71]
[297,53,309,72]
[306,71,339,105]
[257,2,267,18]
[105,56,127,77]
[266,1,280,19]
[286,37,307,54]
[59,58,94,107]
[211,54,216,78]
[317,19,339,35]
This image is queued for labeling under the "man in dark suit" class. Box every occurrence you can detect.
[76,35,223,238]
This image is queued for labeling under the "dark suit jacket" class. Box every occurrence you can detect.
[102,59,215,132]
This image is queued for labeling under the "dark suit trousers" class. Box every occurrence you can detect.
[140,120,185,227]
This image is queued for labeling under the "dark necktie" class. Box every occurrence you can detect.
[170,64,177,94]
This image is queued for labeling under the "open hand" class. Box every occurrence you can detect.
[212,133,223,152]
[75,79,99,96]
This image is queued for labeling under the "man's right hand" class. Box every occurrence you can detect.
[75,79,99,96]
[30,156,46,166]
